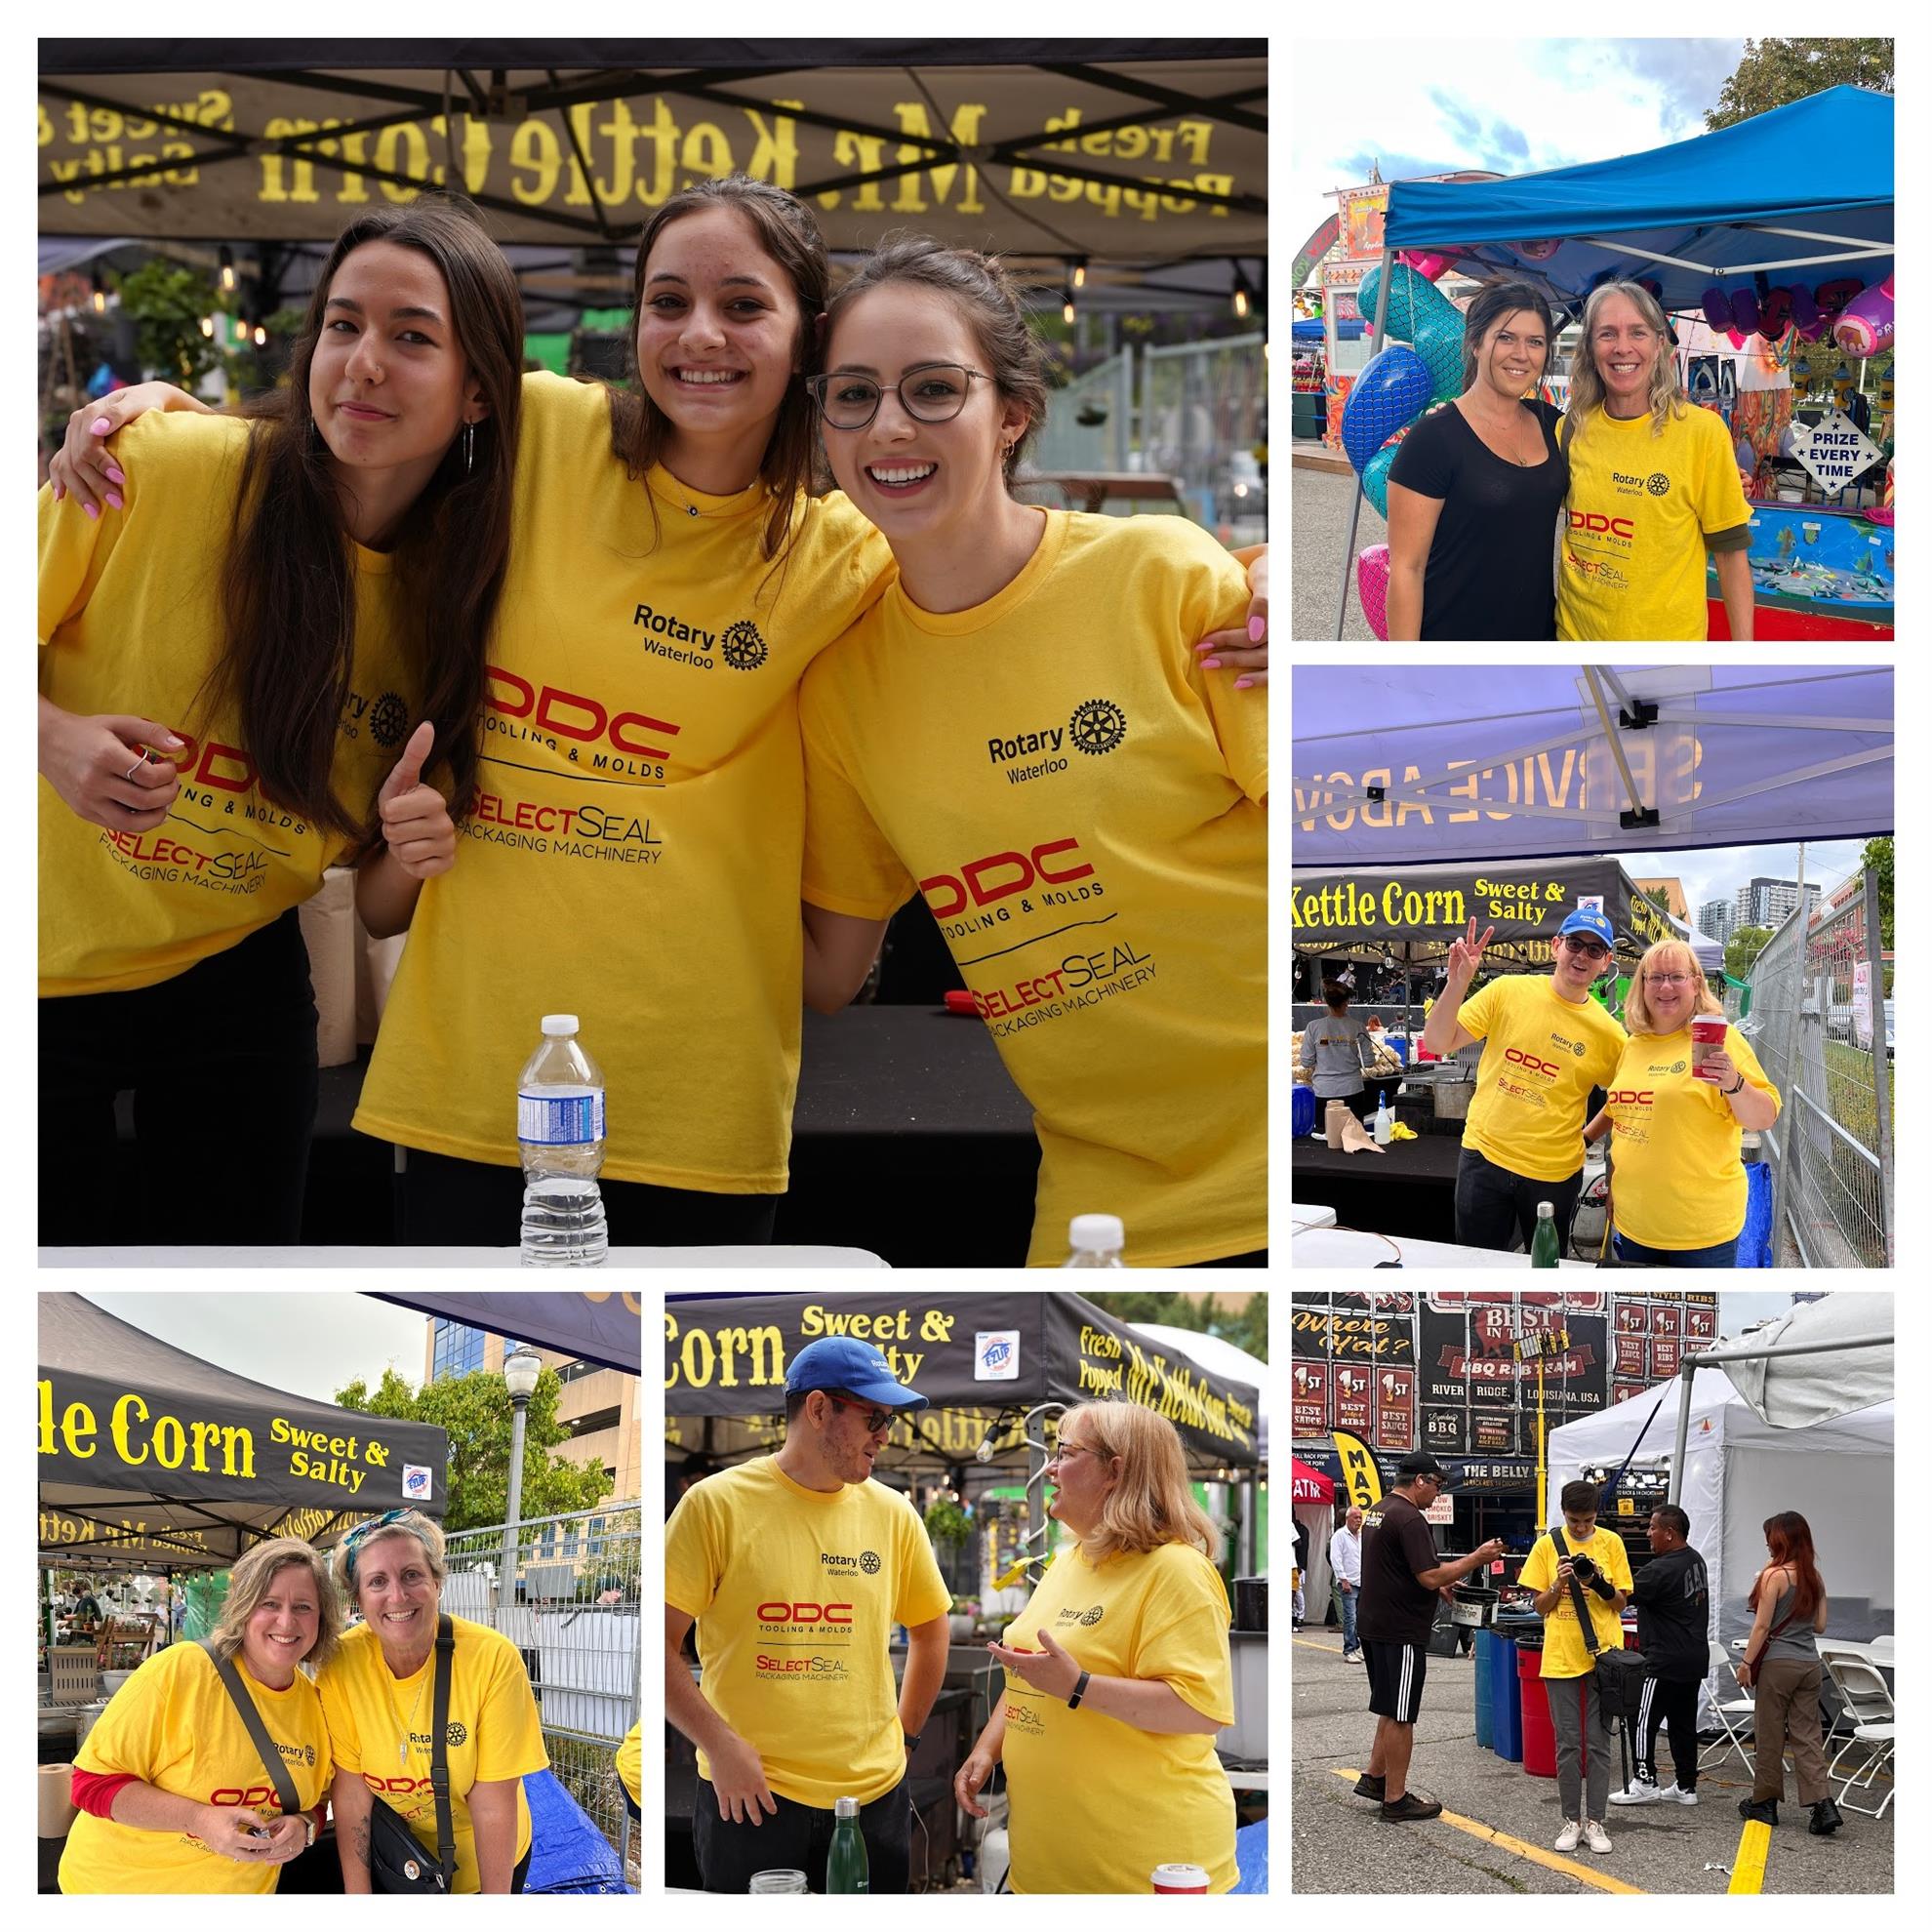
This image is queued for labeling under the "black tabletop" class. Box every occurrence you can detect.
[1292,1128,1465,1186]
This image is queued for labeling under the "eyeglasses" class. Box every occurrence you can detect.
[1643,972,1694,986]
[822,1392,894,1435]
[1561,938,1610,960]
[1047,1441,1103,1468]
[806,363,991,430]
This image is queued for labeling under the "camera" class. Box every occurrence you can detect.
[1568,1553,1598,1583]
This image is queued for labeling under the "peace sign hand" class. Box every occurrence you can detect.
[1446,917,1494,990]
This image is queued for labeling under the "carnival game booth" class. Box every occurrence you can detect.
[36,1293,451,1889]
[1331,84,1894,641]
[664,1291,1265,1891]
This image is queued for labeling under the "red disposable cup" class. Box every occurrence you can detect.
[1690,1015,1727,1081]
[1152,1863,1211,1893]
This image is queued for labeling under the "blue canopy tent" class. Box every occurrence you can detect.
[1332,85,1895,636]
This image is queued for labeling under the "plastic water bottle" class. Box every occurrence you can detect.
[517,1015,608,1266]
[825,1794,868,1892]
[1063,1213,1126,1268]
[1373,1089,1392,1146]
[1530,1199,1559,1268]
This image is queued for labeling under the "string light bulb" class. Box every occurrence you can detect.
[219,245,236,294]
[1063,291,1076,327]
[1072,261,1087,291]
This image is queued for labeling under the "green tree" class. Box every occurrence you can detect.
[1705,39,1893,128]
[1860,835,1893,948]
[111,259,225,388]
[1726,924,1775,980]
[333,1366,614,1533]
[1078,1292,1268,1363]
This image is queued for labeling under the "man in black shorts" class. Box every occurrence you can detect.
[1354,1452,1505,1822]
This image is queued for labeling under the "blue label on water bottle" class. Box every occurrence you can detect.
[518,1090,606,1146]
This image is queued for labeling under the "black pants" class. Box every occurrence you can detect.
[1634,1671,1701,1791]
[692,1772,909,1894]
[397,1147,780,1248]
[1454,1144,1583,1254]
[39,909,318,1245]
[1187,1250,1268,1267]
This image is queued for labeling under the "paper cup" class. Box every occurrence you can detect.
[1152,1863,1212,1893]
[1690,1015,1727,1081]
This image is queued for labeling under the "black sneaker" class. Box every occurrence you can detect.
[1381,1792,1443,1823]
[1352,1772,1387,1800]
[1808,1797,1844,1835]
[1738,1796,1779,1826]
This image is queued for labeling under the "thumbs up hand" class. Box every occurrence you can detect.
[376,721,456,881]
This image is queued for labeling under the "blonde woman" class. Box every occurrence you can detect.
[60,1537,339,1894]
[318,1509,548,1893]
[1557,281,1754,641]
[954,1401,1236,1892]
[1584,939,1779,1265]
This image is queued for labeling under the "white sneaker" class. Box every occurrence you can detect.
[1583,1821,1612,1854]
[1658,1785,1698,1806]
[1608,1779,1660,1806]
[1553,1819,1582,1852]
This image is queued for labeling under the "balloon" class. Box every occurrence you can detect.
[1517,238,1561,261]
[1357,544,1392,640]
[1832,275,1895,358]
[1341,344,1433,474]
[1359,262,1466,406]
[1730,288,1760,337]
[1814,278,1864,320]
[1362,441,1402,520]
[1399,250,1454,282]
[1702,287,1733,332]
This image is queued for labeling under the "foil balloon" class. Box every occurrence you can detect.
[1361,441,1402,520]
[1341,344,1432,474]
[1399,250,1454,282]
[1517,237,1561,261]
[1357,543,1392,640]
[1702,286,1733,332]
[1832,275,1895,358]
[1357,261,1466,405]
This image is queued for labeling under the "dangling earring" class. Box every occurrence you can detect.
[463,421,476,474]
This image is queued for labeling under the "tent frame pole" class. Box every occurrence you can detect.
[1334,245,1393,638]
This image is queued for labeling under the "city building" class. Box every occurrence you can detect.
[1635,876,1688,922]
[1732,875,1821,934]
[1698,897,1736,946]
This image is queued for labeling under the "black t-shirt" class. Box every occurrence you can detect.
[1357,1491,1441,1644]
[1387,397,1569,640]
[1630,1543,1710,1678]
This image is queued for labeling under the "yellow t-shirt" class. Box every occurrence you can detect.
[60,1641,333,1895]
[1517,1525,1634,1678]
[799,510,1268,1267]
[1459,975,1626,1183]
[1603,1024,1779,1249]
[314,1615,548,1894]
[39,412,414,995]
[352,372,892,1190]
[1556,401,1752,640]
[614,1720,641,1806]
[1000,1541,1236,1894]
[664,1455,951,1809]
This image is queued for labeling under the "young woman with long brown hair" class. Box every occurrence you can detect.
[38,195,523,1244]
[1737,1510,1841,1833]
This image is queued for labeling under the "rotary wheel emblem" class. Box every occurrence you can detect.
[1080,1605,1104,1626]
[721,619,768,670]
[860,1550,881,1575]
[1068,698,1126,756]
[446,1721,468,1747]
[369,691,410,749]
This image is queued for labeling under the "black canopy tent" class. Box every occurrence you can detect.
[39,1292,450,1577]
[38,40,1265,323]
[366,1288,641,1375]
[665,1290,1262,1577]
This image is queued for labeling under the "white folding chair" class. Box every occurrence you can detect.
[1699,1638,1758,1776]
[1821,1654,1895,1820]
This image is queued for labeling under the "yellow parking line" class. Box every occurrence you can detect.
[1327,1768,1645,1895]
[1727,1819,1771,1894]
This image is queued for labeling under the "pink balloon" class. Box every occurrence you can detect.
[1400,250,1453,282]
[1357,544,1392,641]
[1727,328,1748,350]
[1832,275,1895,358]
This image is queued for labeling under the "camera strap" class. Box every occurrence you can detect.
[1551,1528,1605,1652]
[200,1642,305,1821]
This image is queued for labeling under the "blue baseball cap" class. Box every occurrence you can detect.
[784,1337,929,1412]
[1556,907,1615,948]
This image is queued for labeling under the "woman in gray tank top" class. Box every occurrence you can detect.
[1736,1511,1840,1833]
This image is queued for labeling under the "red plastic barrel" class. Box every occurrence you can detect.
[1516,1647,1557,1779]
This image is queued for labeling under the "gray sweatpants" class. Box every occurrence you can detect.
[1546,1670,1613,1822]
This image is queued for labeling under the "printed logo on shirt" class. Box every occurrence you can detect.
[819,1550,878,1575]
[971,940,1158,1039]
[920,838,1098,930]
[1068,697,1127,757]
[1646,472,1670,497]
[632,601,719,667]
[1550,1032,1588,1058]
[367,690,410,750]
[484,664,680,782]
[719,619,768,670]
[1053,1602,1105,1628]
[445,1721,467,1748]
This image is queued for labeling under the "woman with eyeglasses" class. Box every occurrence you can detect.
[1583,939,1779,1265]
[1421,909,1627,1253]
[957,1402,1237,1892]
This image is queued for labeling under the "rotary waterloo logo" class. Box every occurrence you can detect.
[1068,698,1126,756]
[1079,1605,1105,1627]
[860,1550,881,1575]
[1646,473,1670,497]
[369,691,410,748]
[446,1721,467,1748]
[720,619,768,670]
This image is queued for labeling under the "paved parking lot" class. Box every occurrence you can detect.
[1292,1629,1893,1895]
[1291,459,1385,643]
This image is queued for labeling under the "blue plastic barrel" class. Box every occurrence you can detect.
[1473,1628,1494,1749]
[1490,1633,1523,1761]
[1292,1085,1316,1138]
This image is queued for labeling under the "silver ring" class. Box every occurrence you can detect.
[123,758,143,783]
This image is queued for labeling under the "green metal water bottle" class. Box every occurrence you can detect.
[1529,1199,1559,1268]
[826,1795,868,1892]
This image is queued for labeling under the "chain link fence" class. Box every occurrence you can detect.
[1742,870,1893,1267]
[440,1506,640,1883]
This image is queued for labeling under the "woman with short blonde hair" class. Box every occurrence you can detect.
[1585,939,1779,1264]
[955,1400,1238,1891]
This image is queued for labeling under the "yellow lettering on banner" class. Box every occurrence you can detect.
[800,1304,911,1344]
[511,118,561,207]
[38,1381,98,1459]
[663,1313,785,1391]
[1078,1359,1125,1396]
[682,121,735,187]
[1078,1325,1122,1359]
[633,97,681,208]
[106,1392,256,1476]
[593,100,644,204]
[742,102,800,188]
[375,122,432,202]
[886,101,986,216]
[822,130,888,213]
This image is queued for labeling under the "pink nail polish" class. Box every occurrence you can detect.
[84,503,99,520]
[1234,677,1254,690]
[1248,616,1266,642]
[106,493,123,510]
[1202,657,1223,670]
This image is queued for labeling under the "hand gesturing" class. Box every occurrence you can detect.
[1445,916,1494,989]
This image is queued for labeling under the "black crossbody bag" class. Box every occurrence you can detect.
[365,1613,459,1894]
[201,1640,306,1841]
[1552,1528,1648,1727]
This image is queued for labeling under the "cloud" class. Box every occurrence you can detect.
[1428,88,1483,144]
[1335,146,1469,184]
[1490,120,1531,160]
[1605,38,1746,130]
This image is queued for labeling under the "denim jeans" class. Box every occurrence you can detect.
[1613,1230,1739,1268]
[1338,1586,1360,1654]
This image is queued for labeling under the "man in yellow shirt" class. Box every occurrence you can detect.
[664,1338,952,1892]
[1517,1480,1634,1854]
[1422,908,1626,1253]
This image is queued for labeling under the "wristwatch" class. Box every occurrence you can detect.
[903,1732,921,1751]
[1067,1669,1091,1710]
[1724,1076,1746,1095]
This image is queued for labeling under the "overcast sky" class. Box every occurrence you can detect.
[72,1293,433,1405]
[1290,38,1751,270]
[1623,839,1869,929]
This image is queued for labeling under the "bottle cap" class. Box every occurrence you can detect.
[1069,1213,1124,1251]
[541,1014,580,1036]
[833,1795,861,1820]
[944,990,980,1016]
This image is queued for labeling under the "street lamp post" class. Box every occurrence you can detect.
[500,1348,543,1613]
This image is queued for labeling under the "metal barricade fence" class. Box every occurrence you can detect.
[1140,332,1268,532]
[1744,871,1892,1268]
[439,1506,641,1876]
[1026,345,1134,476]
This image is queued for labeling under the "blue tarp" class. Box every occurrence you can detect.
[1293,317,1365,342]
[1380,85,1893,318]
[523,1768,634,1894]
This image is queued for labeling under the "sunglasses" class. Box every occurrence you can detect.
[822,1392,894,1435]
